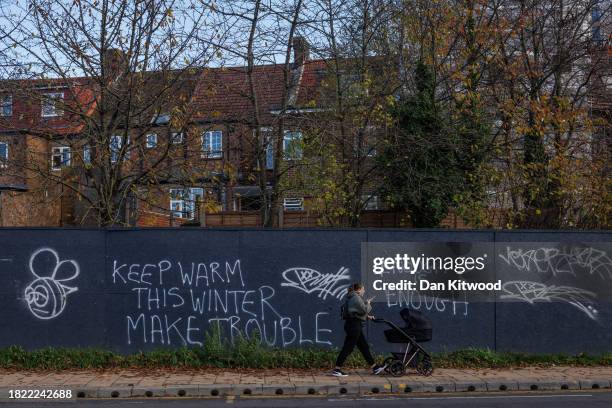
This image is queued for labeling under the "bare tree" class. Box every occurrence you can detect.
[284,0,401,227]
[204,0,306,226]
[0,0,222,226]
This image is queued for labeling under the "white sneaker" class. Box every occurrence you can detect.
[331,368,348,377]
[372,364,386,375]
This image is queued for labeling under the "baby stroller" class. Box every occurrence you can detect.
[373,308,434,376]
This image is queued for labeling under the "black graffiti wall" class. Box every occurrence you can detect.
[0,228,610,354]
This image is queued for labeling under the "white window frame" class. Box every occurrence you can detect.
[41,92,64,117]
[171,132,184,144]
[110,135,123,163]
[83,145,91,164]
[266,139,274,169]
[185,188,204,219]
[260,127,274,170]
[169,189,185,218]
[146,133,158,148]
[283,130,303,160]
[255,127,274,169]
[283,197,304,211]
[51,146,71,171]
[362,194,379,210]
[0,142,8,168]
[1,95,12,117]
[202,130,223,158]
[169,187,205,219]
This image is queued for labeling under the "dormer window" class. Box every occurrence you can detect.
[1,95,12,117]
[42,92,64,117]
[151,113,170,125]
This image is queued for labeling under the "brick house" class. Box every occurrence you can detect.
[0,78,95,226]
[0,39,397,227]
[3,35,604,228]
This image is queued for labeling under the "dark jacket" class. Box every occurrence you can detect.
[345,292,371,321]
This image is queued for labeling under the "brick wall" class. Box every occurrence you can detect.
[0,134,62,226]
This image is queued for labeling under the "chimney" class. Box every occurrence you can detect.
[292,37,310,67]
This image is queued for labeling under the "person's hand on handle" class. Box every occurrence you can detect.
[367,315,375,320]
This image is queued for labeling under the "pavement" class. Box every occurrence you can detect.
[1,366,612,400]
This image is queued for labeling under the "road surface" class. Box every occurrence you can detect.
[3,392,612,407]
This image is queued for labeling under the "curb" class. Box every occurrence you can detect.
[61,377,612,399]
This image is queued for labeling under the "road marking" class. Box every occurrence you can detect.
[402,394,594,400]
[329,394,594,402]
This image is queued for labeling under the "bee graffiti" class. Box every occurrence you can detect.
[24,248,79,320]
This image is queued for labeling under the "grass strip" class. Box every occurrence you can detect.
[1,341,611,371]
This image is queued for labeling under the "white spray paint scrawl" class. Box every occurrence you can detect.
[281,266,351,300]
[501,280,599,320]
[24,248,79,320]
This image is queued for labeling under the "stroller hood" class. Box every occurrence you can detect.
[383,308,433,343]
[400,308,432,330]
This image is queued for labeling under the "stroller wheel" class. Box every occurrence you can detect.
[389,360,405,377]
[416,355,434,377]
[383,356,395,372]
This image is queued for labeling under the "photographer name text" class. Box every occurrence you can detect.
[372,279,502,291]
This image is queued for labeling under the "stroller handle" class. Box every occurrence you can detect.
[372,318,387,323]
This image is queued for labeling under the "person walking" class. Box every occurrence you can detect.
[332,282,384,377]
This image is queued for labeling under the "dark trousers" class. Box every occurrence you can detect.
[335,319,375,367]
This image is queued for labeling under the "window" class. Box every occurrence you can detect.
[41,92,64,117]
[83,145,91,164]
[110,135,122,163]
[283,197,304,211]
[169,189,185,218]
[355,140,377,157]
[51,146,71,171]
[185,188,204,218]
[266,139,274,169]
[1,95,12,117]
[355,127,377,157]
[0,142,8,168]
[257,127,274,169]
[171,132,184,144]
[283,130,302,160]
[202,130,222,158]
[151,113,171,125]
[362,194,379,210]
[146,133,158,148]
[169,187,205,219]
[592,6,604,44]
